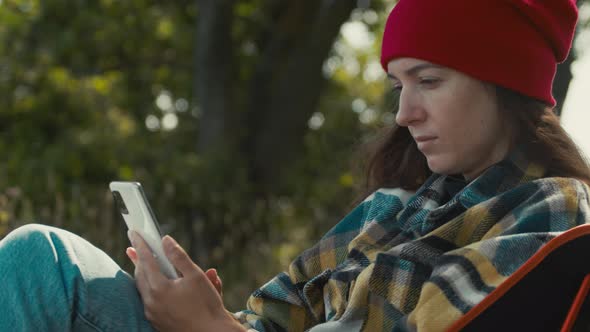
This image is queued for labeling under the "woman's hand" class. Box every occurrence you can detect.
[126,231,243,332]
[126,248,223,296]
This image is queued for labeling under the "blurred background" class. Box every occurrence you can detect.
[0,0,589,310]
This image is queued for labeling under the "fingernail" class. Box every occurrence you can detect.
[212,268,218,278]
[125,248,134,260]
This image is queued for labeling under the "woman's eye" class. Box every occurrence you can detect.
[419,78,440,88]
[391,85,402,93]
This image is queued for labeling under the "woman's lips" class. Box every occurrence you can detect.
[414,136,437,150]
[414,136,437,142]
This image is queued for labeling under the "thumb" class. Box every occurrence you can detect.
[162,235,201,276]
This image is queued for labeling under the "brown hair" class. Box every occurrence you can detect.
[357,86,590,200]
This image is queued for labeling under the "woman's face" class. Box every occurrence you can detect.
[387,57,511,180]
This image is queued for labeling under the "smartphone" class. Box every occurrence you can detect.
[109,181,178,279]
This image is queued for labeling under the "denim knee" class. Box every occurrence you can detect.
[6,222,53,236]
[0,223,153,331]
[1,223,57,252]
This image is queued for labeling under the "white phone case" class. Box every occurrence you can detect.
[109,181,178,279]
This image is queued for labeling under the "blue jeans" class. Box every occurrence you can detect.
[0,223,155,331]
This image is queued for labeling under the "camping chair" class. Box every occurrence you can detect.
[447,224,590,332]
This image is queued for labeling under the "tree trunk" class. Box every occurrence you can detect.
[192,0,236,264]
[195,0,235,154]
[244,0,357,192]
[190,0,358,262]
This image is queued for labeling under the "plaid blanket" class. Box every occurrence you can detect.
[234,149,590,331]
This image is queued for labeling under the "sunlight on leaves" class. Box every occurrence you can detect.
[308,112,325,130]
[118,166,134,180]
[156,18,174,40]
[339,173,354,187]
[107,108,136,137]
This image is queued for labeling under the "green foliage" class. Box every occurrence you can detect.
[0,0,393,311]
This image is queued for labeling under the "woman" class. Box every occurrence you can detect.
[1,0,588,331]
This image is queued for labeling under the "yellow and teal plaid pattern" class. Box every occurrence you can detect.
[234,150,590,331]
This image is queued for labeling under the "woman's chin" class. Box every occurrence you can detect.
[426,157,457,175]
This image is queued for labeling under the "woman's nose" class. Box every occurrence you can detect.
[395,88,425,127]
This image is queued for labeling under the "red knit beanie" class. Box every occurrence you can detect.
[380,0,578,106]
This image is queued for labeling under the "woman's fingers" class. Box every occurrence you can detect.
[128,231,168,286]
[125,233,239,331]
[130,232,224,302]
[162,235,201,277]
[206,269,223,295]
[157,236,223,296]
[126,247,138,265]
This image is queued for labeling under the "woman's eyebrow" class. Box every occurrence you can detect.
[388,63,443,80]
